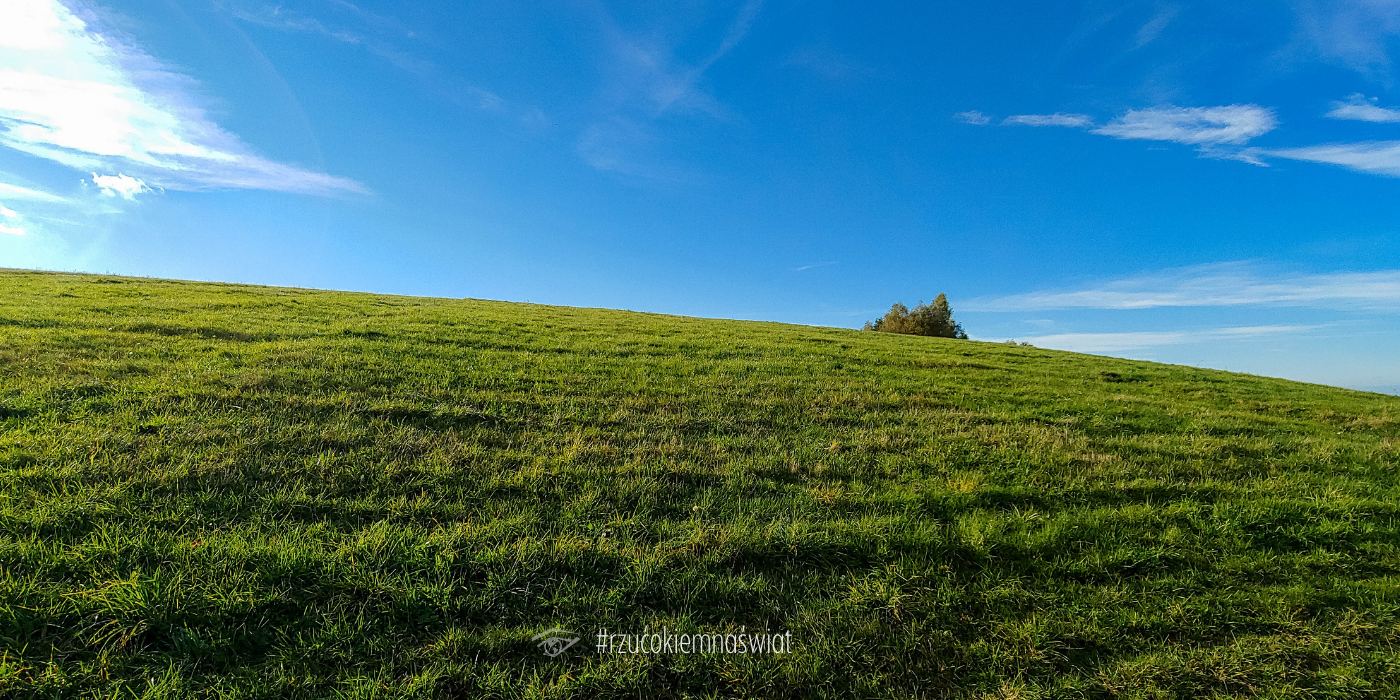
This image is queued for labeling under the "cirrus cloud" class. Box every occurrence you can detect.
[1003,325,1320,353]
[1325,93,1400,123]
[984,96,1400,179]
[964,262,1400,312]
[1264,141,1400,177]
[955,110,991,125]
[1091,104,1277,146]
[977,103,1279,161]
[1002,112,1094,127]
[0,0,365,196]
[0,179,66,202]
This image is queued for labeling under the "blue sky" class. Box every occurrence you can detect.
[1,0,1398,393]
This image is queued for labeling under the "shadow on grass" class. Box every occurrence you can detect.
[123,322,259,342]
[362,406,502,431]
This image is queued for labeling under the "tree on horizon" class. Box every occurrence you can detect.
[863,293,968,339]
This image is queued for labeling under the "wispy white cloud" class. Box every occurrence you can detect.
[1003,331,1184,352]
[574,117,692,181]
[1265,140,1400,177]
[1289,0,1400,73]
[1092,104,1277,146]
[602,0,762,118]
[956,110,991,125]
[0,202,24,235]
[784,47,867,82]
[0,0,364,196]
[0,179,65,202]
[1007,324,1318,353]
[793,261,835,272]
[707,0,763,71]
[220,0,430,73]
[986,104,1276,162]
[966,262,1400,312]
[1003,113,1094,127]
[994,97,1400,179]
[1134,4,1180,48]
[223,0,544,131]
[1210,324,1319,338]
[578,1,762,179]
[224,0,415,37]
[1325,93,1400,122]
[227,4,360,43]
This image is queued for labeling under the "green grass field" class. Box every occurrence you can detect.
[2,269,1398,699]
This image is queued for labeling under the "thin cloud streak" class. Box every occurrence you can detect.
[1003,113,1094,127]
[0,180,66,202]
[574,117,696,182]
[990,97,1400,178]
[577,1,763,179]
[222,1,546,132]
[985,103,1277,162]
[784,47,867,82]
[1326,93,1400,122]
[956,110,991,125]
[705,0,763,72]
[1265,141,1400,177]
[965,263,1400,311]
[221,1,436,76]
[1289,0,1400,73]
[1134,4,1180,48]
[602,0,761,117]
[1008,324,1319,353]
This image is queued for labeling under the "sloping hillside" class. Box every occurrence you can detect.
[2,269,1398,698]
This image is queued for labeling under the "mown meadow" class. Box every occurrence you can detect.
[1,269,1398,699]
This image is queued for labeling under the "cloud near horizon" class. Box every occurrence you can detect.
[965,263,1400,312]
[1004,324,1319,353]
[0,0,365,196]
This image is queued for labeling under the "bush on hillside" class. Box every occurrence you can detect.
[863,293,968,338]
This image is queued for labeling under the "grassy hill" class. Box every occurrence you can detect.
[2,269,1398,699]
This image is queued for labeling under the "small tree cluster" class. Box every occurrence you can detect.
[863,293,968,339]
